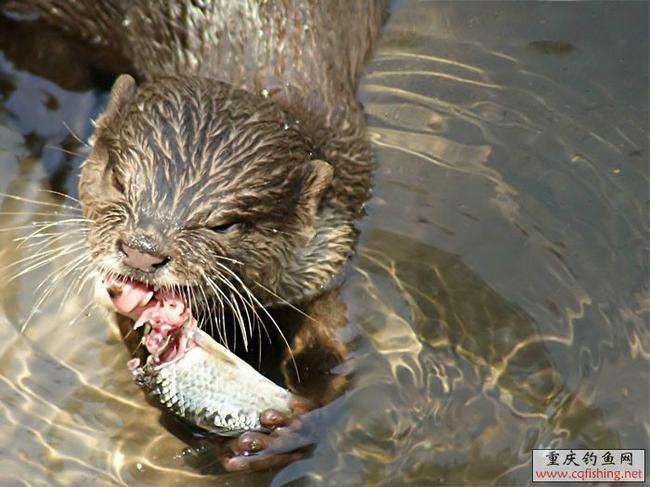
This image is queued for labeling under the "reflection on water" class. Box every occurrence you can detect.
[0,1,647,485]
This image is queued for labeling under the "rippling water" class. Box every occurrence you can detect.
[0,1,647,485]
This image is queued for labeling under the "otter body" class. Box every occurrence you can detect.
[11,0,387,471]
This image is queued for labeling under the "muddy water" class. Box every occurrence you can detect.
[0,1,647,485]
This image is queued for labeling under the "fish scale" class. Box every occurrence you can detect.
[132,329,294,436]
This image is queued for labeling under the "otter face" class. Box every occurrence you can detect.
[81,75,333,312]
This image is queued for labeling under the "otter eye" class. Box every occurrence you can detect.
[209,222,239,233]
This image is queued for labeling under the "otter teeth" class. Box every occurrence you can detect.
[140,291,154,307]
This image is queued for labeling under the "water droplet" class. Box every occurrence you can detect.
[135,463,144,471]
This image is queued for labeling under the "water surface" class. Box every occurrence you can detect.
[0,1,647,485]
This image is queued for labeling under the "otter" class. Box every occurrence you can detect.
[6,0,387,472]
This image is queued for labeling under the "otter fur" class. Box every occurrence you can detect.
[6,0,388,472]
[15,0,387,305]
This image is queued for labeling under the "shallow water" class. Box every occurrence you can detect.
[0,1,647,485]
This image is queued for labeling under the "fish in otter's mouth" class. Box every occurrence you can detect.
[105,274,295,437]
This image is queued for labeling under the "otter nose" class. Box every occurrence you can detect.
[120,243,169,272]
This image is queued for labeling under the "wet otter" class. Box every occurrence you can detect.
[7,0,387,472]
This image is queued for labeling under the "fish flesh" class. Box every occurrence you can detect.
[105,275,294,436]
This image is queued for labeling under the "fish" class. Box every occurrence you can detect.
[112,276,294,436]
[129,326,294,436]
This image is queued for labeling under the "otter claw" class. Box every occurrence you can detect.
[218,406,314,472]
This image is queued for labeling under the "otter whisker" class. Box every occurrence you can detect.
[205,276,228,347]
[19,231,86,252]
[0,192,83,213]
[20,252,91,333]
[212,261,276,330]
[191,287,214,342]
[211,262,298,380]
[18,234,86,265]
[206,280,229,347]
[184,284,193,316]
[230,290,252,347]
[0,222,63,233]
[192,283,230,347]
[16,217,93,230]
[37,189,82,205]
[196,283,225,345]
[229,287,253,340]
[1,220,90,236]
[194,286,211,335]
[16,224,88,250]
[3,239,86,267]
[31,247,89,291]
[57,258,94,311]
[225,283,273,369]
[202,275,231,343]
[209,262,265,331]
[203,274,248,350]
[0,211,86,218]
[61,261,94,305]
[16,229,84,243]
[61,120,89,148]
[206,270,258,350]
[198,277,222,342]
[232,283,269,347]
[37,252,91,297]
[45,144,85,158]
[3,241,87,281]
[182,284,197,329]
[251,277,321,326]
[175,283,188,317]
[212,255,242,265]
[216,280,247,351]
[189,286,197,324]
[72,265,99,298]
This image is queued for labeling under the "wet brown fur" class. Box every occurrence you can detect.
[24,0,392,305]
[10,0,387,438]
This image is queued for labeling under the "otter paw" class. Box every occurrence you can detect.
[219,400,314,472]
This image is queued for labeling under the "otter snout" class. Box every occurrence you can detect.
[119,237,170,272]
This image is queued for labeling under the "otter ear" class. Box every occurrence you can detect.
[90,74,136,143]
[300,159,333,215]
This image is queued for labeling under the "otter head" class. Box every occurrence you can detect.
[80,74,347,315]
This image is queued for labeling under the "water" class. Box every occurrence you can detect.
[0,1,647,485]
